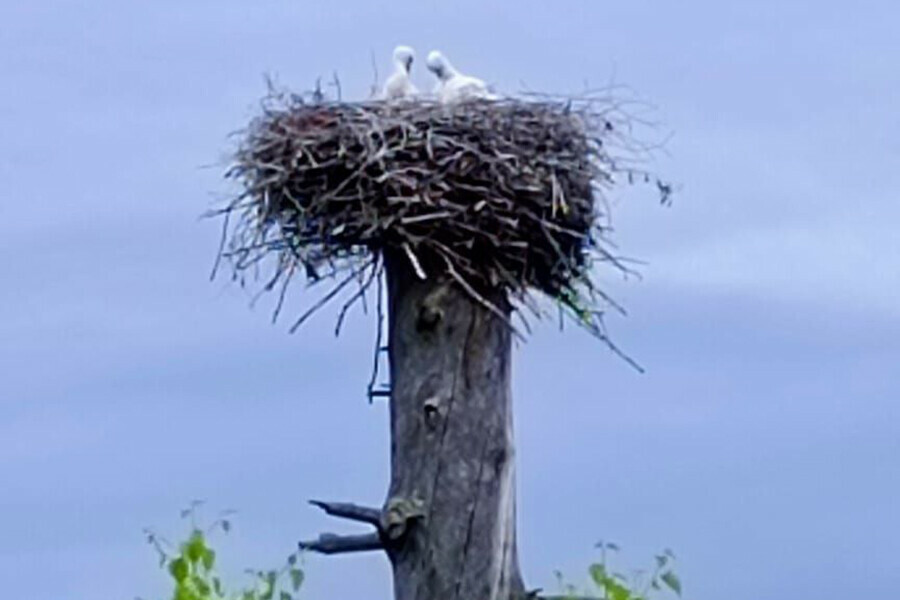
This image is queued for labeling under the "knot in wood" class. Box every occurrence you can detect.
[422,396,442,428]
[416,304,443,331]
[381,496,426,541]
[415,284,450,332]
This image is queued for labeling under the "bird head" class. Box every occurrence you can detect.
[393,45,415,73]
[426,50,455,81]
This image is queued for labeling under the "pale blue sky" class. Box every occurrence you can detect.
[1,1,898,599]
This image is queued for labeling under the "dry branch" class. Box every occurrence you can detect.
[308,500,382,527]
[298,532,382,555]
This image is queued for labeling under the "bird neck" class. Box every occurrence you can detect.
[439,65,457,81]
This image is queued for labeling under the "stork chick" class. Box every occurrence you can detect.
[382,45,418,101]
[425,50,496,103]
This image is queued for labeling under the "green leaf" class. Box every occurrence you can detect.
[201,548,216,571]
[169,557,189,582]
[287,553,297,566]
[174,586,194,600]
[588,563,607,587]
[185,530,206,564]
[279,593,292,600]
[259,571,277,600]
[289,568,305,592]
[660,571,682,596]
[193,576,211,596]
[607,580,632,600]
[213,577,223,597]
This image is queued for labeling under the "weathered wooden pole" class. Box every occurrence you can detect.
[383,252,524,600]
[297,252,527,600]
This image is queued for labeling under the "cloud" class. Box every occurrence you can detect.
[644,214,900,319]
[0,409,106,464]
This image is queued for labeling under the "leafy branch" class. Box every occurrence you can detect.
[552,542,682,600]
[141,504,305,600]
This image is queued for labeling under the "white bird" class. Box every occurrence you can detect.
[425,50,496,103]
[381,45,418,101]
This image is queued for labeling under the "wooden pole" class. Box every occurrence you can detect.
[383,251,525,600]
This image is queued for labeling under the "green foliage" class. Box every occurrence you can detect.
[555,542,683,600]
[142,505,684,600]
[141,503,305,600]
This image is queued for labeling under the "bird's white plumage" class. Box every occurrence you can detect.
[381,45,418,101]
[425,50,496,103]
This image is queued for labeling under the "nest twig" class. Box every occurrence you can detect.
[212,81,670,369]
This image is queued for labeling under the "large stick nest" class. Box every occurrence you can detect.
[216,84,668,363]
